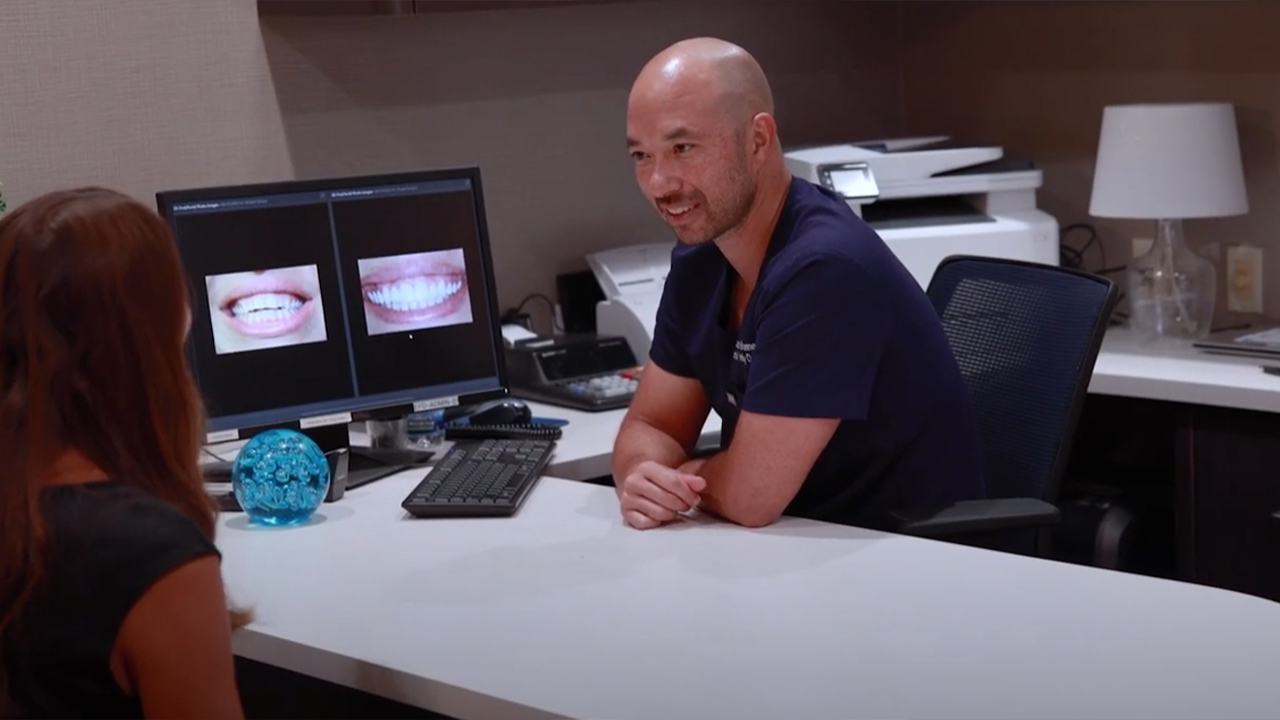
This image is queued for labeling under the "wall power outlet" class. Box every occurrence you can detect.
[1227,245,1264,314]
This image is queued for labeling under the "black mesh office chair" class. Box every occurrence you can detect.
[889,255,1119,556]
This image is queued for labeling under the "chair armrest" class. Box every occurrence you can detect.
[889,498,1060,539]
[689,432,721,459]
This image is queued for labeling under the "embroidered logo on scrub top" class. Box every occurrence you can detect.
[727,340,754,409]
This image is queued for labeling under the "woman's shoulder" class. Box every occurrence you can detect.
[9,483,221,718]
[41,481,219,586]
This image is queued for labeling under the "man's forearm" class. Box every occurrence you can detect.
[677,453,775,526]
[612,415,692,493]
[678,453,730,516]
[650,445,774,527]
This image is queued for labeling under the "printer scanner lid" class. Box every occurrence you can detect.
[586,242,674,299]
[785,136,1041,201]
[784,136,1002,183]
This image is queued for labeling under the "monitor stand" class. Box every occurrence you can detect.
[346,445,435,489]
[305,423,435,494]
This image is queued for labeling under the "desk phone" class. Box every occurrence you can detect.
[505,333,640,411]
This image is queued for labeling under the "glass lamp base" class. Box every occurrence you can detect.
[1126,218,1216,342]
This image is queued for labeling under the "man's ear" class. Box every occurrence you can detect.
[749,112,777,160]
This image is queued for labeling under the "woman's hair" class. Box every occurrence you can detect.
[0,187,240,634]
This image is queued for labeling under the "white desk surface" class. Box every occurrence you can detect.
[218,470,1280,720]
[205,326,1265,485]
[207,405,718,485]
[1091,328,1280,413]
[529,325,1280,481]
[527,326,1278,482]
[524,401,720,481]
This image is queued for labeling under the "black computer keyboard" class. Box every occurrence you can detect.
[401,438,555,518]
[444,423,562,441]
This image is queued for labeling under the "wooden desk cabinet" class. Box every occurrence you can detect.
[1069,395,1280,603]
[1187,406,1280,602]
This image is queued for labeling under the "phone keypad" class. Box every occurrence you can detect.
[564,369,641,399]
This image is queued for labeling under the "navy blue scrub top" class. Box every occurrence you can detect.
[649,176,986,530]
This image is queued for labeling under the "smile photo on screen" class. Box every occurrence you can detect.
[357,248,473,336]
[205,264,328,355]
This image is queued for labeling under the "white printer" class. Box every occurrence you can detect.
[587,242,673,362]
[784,135,1059,288]
[590,136,1059,360]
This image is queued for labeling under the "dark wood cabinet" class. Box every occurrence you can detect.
[1190,407,1280,602]
[1067,395,1280,603]
[1061,395,1181,579]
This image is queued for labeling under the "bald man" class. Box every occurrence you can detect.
[610,38,986,531]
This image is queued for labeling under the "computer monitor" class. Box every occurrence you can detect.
[155,167,510,455]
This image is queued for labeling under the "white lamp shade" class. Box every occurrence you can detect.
[1089,102,1249,219]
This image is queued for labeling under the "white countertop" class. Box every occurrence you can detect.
[523,400,720,481]
[523,327,1277,482]
[206,404,719,485]
[218,469,1280,720]
[1090,328,1280,413]
[205,325,1269,486]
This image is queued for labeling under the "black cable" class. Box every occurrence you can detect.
[202,446,233,463]
[1059,222,1102,271]
[1060,244,1085,269]
[509,292,563,334]
[1108,291,1129,326]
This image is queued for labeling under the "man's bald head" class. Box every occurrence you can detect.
[626,38,787,247]
[630,37,774,135]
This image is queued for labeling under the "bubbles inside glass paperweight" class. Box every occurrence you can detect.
[232,428,330,526]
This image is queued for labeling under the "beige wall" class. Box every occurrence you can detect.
[259,0,902,322]
[0,0,903,327]
[0,0,292,209]
[901,0,1280,324]
[19,1,1275,328]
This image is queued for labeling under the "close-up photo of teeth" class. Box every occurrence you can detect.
[365,277,462,312]
[230,292,304,324]
[357,248,474,336]
[205,264,328,355]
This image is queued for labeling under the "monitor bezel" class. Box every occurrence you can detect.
[155,166,512,441]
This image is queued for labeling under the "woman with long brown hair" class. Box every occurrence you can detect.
[0,188,245,717]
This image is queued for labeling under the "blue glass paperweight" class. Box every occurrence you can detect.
[231,428,330,526]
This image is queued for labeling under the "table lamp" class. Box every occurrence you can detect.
[1089,102,1249,342]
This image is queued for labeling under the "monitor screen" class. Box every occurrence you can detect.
[156,167,509,440]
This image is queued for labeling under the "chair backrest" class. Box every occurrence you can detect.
[925,255,1118,503]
